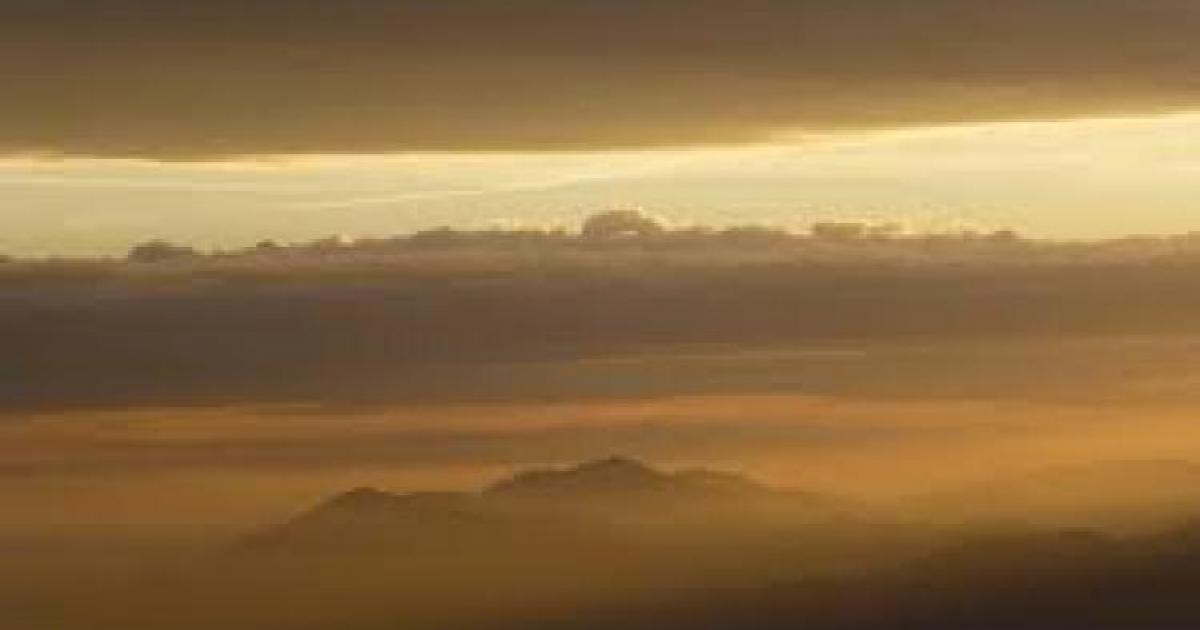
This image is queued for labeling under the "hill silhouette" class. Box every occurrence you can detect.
[15,459,1200,630]
[244,458,854,556]
[221,459,1200,629]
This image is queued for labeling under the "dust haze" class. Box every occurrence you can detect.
[6,219,1200,628]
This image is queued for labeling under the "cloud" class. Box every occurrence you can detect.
[6,234,1200,412]
[3,0,1199,159]
[298,153,700,210]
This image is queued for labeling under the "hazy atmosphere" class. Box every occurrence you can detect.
[5,2,1200,629]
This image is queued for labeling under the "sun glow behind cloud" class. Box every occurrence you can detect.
[1,112,1199,255]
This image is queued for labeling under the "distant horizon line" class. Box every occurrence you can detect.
[10,215,1200,263]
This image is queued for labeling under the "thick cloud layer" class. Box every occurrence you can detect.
[7,236,1200,412]
[4,0,1199,158]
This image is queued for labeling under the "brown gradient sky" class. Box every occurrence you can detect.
[8,2,1200,578]
[3,1,1200,251]
[4,0,1199,158]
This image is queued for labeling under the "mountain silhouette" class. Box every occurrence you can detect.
[242,489,499,552]
[482,457,782,517]
[33,459,1200,630]
[243,457,845,554]
[486,456,681,499]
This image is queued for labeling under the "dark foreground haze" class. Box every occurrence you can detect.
[6,223,1200,629]
[8,457,1200,630]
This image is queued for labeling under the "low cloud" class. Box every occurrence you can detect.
[6,229,1200,412]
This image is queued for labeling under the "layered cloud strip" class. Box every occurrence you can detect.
[7,237,1200,413]
[4,0,1200,158]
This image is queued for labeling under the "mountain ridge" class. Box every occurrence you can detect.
[243,457,848,553]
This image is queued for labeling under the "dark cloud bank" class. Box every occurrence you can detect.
[3,0,1199,158]
[7,229,1200,412]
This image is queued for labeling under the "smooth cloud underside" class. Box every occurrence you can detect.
[3,0,1199,159]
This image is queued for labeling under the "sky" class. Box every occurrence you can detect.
[4,113,1200,256]
[7,0,1200,553]
[3,0,1200,254]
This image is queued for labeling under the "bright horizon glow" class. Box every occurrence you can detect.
[2,112,1199,256]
